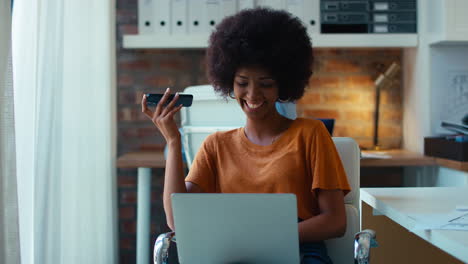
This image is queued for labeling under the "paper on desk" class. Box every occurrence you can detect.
[409,207,468,231]
[361,151,392,159]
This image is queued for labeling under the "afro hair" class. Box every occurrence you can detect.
[205,7,313,101]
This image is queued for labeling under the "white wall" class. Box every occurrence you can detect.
[402,0,468,186]
[430,45,468,135]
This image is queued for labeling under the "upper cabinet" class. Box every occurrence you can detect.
[427,0,468,45]
[124,0,418,49]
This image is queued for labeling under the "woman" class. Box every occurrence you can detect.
[142,7,350,264]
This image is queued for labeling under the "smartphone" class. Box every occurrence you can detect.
[145,93,193,107]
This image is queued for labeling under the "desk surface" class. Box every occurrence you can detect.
[116,149,468,172]
[117,151,166,168]
[361,187,468,263]
[361,149,436,167]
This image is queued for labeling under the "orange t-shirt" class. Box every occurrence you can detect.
[185,118,351,220]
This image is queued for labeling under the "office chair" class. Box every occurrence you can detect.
[154,85,376,264]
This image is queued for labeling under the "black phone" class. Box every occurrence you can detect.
[145,93,193,107]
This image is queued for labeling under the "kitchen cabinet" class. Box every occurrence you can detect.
[428,0,468,45]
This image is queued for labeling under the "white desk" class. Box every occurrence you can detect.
[361,187,468,263]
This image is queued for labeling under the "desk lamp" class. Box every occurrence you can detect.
[372,62,400,150]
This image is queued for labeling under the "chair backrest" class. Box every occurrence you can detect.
[181,85,361,264]
[180,85,243,167]
[326,137,360,264]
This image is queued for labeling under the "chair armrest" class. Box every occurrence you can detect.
[154,232,176,264]
[354,229,378,264]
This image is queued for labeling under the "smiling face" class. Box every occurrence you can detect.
[233,66,280,120]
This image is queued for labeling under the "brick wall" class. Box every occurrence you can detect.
[298,48,402,149]
[116,1,402,263]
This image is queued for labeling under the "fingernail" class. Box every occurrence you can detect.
[175,92,179,96]
[166,87,170,92]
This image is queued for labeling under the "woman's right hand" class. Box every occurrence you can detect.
[141,88,184,144]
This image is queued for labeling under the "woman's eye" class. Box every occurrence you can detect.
[236,82,248,87]
[261,82,274,88]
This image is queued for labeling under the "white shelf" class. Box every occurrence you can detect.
[123,34,210,49]
[123,33,418,49]
[312,34,418,48]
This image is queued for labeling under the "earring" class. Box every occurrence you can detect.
[229,90,236,99]
[277,97,290,103]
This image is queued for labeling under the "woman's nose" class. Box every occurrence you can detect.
[246,84,262,98]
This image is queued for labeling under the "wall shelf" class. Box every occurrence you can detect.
[123,33,418,49]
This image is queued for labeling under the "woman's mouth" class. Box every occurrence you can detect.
[245,101,263,109]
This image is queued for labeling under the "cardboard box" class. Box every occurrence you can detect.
[424,137,468,162]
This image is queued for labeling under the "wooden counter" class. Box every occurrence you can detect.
[361,149,436,167]
[434,157,468,172]
[117,151,166,168]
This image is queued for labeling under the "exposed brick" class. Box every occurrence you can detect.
[117,0,137,9]
[197,75,209,85]
[333,124,373,137]
[313,48,342,56]
[119,206,135,220]
[120,128,138,138]
[343,48,401,57]
[298,92,321,105]
[140,143,165,151]
[308,76,341,90]
[138,127,159,138]
[118,176,137,188]
[118,107,133,121]
[141,49,180,55]
[119,60,152,71]
[360,92,375,105]
[321,92,361,104]
[151,192,161,203]
[158,58,189,71]
[144,76,175,88]
[116,10,137,24]
[378,124,402,138]
[343,110,374,122]
[199,57,207,70]
[381,109,403,122]
[119,90,137,105]
[119,107,149,122]
[379,138,401,149]
[380,91,402,105]
[344,75,374,90]
[322,59,361,73]
[120,190,137,204]
[120,237,135,250]
[302,109,340,119]
[121,220,136,234]
[118,74,134,86]
[119,24,138,35]
[119,251,135,264]
[342,48,377,56]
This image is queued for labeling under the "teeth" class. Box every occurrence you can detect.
[246,102,262,109]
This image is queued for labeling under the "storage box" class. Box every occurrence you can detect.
[424,137,468,162]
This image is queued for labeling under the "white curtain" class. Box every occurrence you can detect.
[1,0,21,263]
[12,0,117,263]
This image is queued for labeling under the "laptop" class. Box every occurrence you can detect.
[171,193,300,264]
